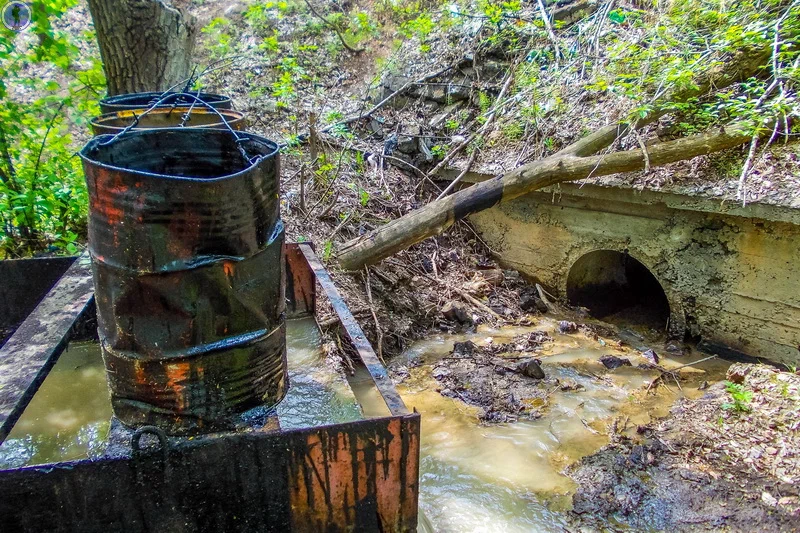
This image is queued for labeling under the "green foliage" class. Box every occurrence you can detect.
[722,381,753,413]
[592,0,800,131]
[322,239,334,261]
[480,0,521,26]
[0,0,103,257]
[201,18,234,59]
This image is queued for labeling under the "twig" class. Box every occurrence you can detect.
[364,267,385,364]
[427,69,516,177]
[581,418,600,434]
[436,149,478,200]
[317,189,340,219]
[299,164,307,213]
[736,131,759,206]
[632,129,650,174]
[302,0,365,54]
[322,65,455,133]
[535,0,562,68]
[646,354,718,393]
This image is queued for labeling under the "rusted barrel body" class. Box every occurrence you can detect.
[80,129,287,435]
[98,92,233,114]
[91,107,246,136]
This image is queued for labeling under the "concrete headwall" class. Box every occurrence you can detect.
[468,182,800,367]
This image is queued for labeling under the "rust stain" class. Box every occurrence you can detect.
[163,362,190,412]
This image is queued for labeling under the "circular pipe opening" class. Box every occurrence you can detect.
[566,250,670,331]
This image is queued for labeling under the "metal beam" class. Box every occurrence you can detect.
[0,252,94,444]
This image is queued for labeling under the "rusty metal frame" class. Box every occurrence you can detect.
[298,244,410,416]
[0,243,420,532]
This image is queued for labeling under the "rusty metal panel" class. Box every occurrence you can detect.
[0,253,94,445]
[0,414,420,532]
[299,244,410,416]
[285,242,316,318]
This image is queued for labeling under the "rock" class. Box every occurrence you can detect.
[453,340,477,356]
[478,268,504,286]
[429,102,462,129]
[762,491,778,507]
[559,378,584,391]
[698,380,710,390]
[642,349,660,364]
[519,293,537,311]
[600,355,632,370]
[558,321,578,334]
[397,137,417,154]
[726,363,752,384]
[441,301,473,325]
[432,367,451,379]
[665,342,683,354]
[517,358,545,379]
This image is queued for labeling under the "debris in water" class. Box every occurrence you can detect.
[441,301,473,325]
[599,355,632,369]
[642,349,660,364]
[516,358,545,379]
[558,321,578,334]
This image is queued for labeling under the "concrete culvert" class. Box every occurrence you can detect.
[567,250,670,331]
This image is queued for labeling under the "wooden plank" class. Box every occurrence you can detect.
[0,252,94,443]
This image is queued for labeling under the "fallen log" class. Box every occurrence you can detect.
[336,121,757,270]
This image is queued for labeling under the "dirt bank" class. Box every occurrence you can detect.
[568,363,800,532]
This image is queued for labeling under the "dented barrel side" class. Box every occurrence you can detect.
[80,129,287,435]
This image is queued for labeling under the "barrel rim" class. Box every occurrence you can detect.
[90,107,246,134]
[79,128,281,183]
[99,91,231,108]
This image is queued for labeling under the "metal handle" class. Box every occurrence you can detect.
[131,425,169,460]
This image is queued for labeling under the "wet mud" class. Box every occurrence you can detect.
[569,364,800,532]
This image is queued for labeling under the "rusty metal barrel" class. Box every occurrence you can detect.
[90,107,246,136]
[99,91,233,114]
[79,127,287,435]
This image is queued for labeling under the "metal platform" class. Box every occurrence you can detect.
[0,243,420,532]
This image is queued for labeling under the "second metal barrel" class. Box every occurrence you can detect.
[98,91,233,114]
[80,128,287,435]
[90,107,246,136]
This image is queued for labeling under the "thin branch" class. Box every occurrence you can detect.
[321,65,455,133]
[535,0,562,68]
[302,0,365,54]
[436,149,478,200]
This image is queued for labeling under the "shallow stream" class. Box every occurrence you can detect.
[0,316,730,532]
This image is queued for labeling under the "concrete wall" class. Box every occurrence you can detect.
[468,182,800,367]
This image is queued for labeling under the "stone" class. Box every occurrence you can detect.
[665,342,683,354]
[442,301,473,325]
[600,355,632,370]
[558,321,579,334]
[432,367,451,379]
[520,293,549,313]
[516,358,545,379]
[642,349,660,364]
[478,268,505,286]
[726,363,752,384]
[453,340,477,356]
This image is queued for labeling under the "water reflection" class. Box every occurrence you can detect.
[0,342,111,468]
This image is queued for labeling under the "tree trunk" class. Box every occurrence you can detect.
[336,122,756,271]
[87,0,198,96]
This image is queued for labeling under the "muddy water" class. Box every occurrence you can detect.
[386,317,731,533]
[0,318,361,467]
[0,342,111,468]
